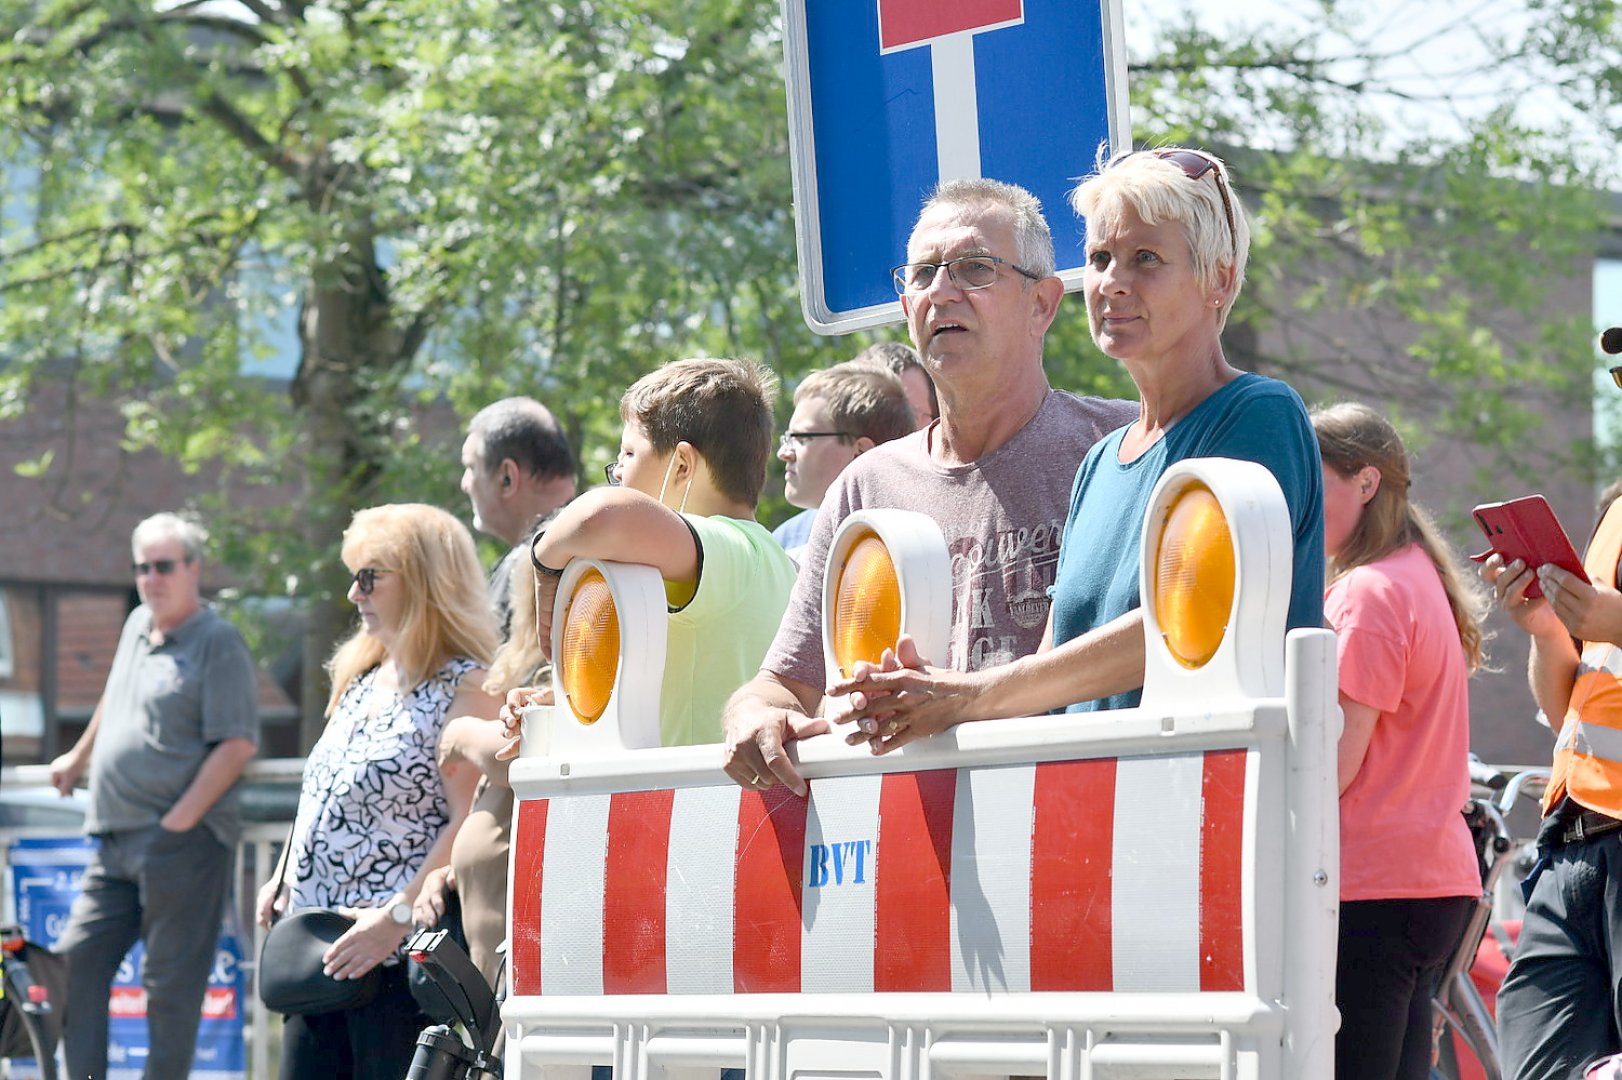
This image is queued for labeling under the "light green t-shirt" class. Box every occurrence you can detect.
[659,514,797,746]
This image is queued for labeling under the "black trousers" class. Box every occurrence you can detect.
[1498,823,1622,1080]
[279,963,431,1080]
[1336,894,1476,1080]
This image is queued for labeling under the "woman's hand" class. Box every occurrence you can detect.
[255,879,287,930]
[495,684,555,761]
[1482,554,1566,637]
[825,635,982,754]
[414,866,454,929]
[324,904,412,981]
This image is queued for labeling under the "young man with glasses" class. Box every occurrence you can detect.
[48,512,259,1080]
[722,178,1136,795]
[773,361,917,565]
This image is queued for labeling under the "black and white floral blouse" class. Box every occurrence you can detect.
[287,656,477,911]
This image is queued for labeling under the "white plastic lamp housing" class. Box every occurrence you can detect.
[544,558,667,755]
[821,509,951,689]
[1139,457,1292,710]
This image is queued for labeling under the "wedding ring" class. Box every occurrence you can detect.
[748,773,763,786]
[885,720,900,734]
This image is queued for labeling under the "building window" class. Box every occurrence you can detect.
[0,592,13,680]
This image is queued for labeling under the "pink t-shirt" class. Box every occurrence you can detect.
[1327,543,1479,901]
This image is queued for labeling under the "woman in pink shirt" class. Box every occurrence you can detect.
[1314,402,1487,1080]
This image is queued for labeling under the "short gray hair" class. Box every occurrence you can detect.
[131,512,207,562]
[916,178,1056,279]
[1069,146,1251,328]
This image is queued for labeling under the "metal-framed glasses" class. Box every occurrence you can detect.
[1610,366,1622,391]
[603,462,622,486]
[350,567,391,596]
[132,558,187,577]
[891,255,1041,296]
[1112,149,1238,260]
[779,430,852,452]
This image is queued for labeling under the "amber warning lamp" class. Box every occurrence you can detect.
[1139,458,1292,709]
[820,509,950,690]
[543,559,666,754]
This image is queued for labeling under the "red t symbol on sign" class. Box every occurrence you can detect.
[878,0,1024,52]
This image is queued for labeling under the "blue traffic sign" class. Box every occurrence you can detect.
[782,0,1130,334]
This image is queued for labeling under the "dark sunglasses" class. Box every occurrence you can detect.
[131,558,186,577]
[1610,366,1622,391]
[350,567,391,595]
[1112,148,1237,261]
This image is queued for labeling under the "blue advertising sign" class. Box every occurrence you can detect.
[782,0,1130,333]
[8,836,246,1080]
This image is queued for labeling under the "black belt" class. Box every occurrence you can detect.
[1560,809,1622,845]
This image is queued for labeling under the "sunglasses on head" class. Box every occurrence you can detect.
[350,567,391,595]
[131,558,186,577]
[1111,148,1238,261]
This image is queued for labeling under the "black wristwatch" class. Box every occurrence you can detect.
[529,530,565,578]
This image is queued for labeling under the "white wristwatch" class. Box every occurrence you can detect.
[388,900,413,927]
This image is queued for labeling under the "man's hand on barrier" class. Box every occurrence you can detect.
[721,673,827,797]
[827,634,977,754]
[1539,565,1622,645]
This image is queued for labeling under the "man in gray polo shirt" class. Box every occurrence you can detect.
[49,512,259,1080]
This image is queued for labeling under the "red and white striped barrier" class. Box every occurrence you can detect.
[504,459,1340,1080]
[511,750,1249,999]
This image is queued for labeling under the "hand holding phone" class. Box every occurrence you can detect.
[1469,495,1588,600]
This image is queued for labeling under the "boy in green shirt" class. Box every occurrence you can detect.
[526,357,797,746]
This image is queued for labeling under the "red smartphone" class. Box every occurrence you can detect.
[1469,495,1588,600]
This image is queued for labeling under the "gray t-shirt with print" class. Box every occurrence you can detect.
[86,605,259,847]
[763,389,1138,688]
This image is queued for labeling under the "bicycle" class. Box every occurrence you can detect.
[1429,763,1549,1080]
[0,925,63,1080]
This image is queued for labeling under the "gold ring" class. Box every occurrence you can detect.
[885,720,900,734]
[748,773,763,786]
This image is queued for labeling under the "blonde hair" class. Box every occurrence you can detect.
[1070,146,1251,329]
[326,504,500,714]
[484,555,550,695]
[1312,402,1489,673]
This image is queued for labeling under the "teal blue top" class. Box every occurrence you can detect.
[1049,373,1325,713]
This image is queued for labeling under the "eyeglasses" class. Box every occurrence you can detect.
[1611,366,1622,390]
[1112,148,1238,261]
[779,430,852,452]
[603,462,621,486]
[132,558,187,577]
[350,567,391,596]
[891,254,1041,296]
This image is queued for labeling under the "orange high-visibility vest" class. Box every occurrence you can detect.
[1545,500,1622,816]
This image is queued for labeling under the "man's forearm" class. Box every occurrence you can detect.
[1528,630,1581,726]
[162,737,257,831]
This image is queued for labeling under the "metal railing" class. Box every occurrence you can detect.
[0,759,306,1080]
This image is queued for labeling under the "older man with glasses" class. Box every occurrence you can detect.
[48,512,259,1080]
[721,177,1136,795]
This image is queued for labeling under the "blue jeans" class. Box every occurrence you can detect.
[55,823,231,1080]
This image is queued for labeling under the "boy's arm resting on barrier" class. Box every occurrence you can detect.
[827,610,1147,754]
[721,669,829,796]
